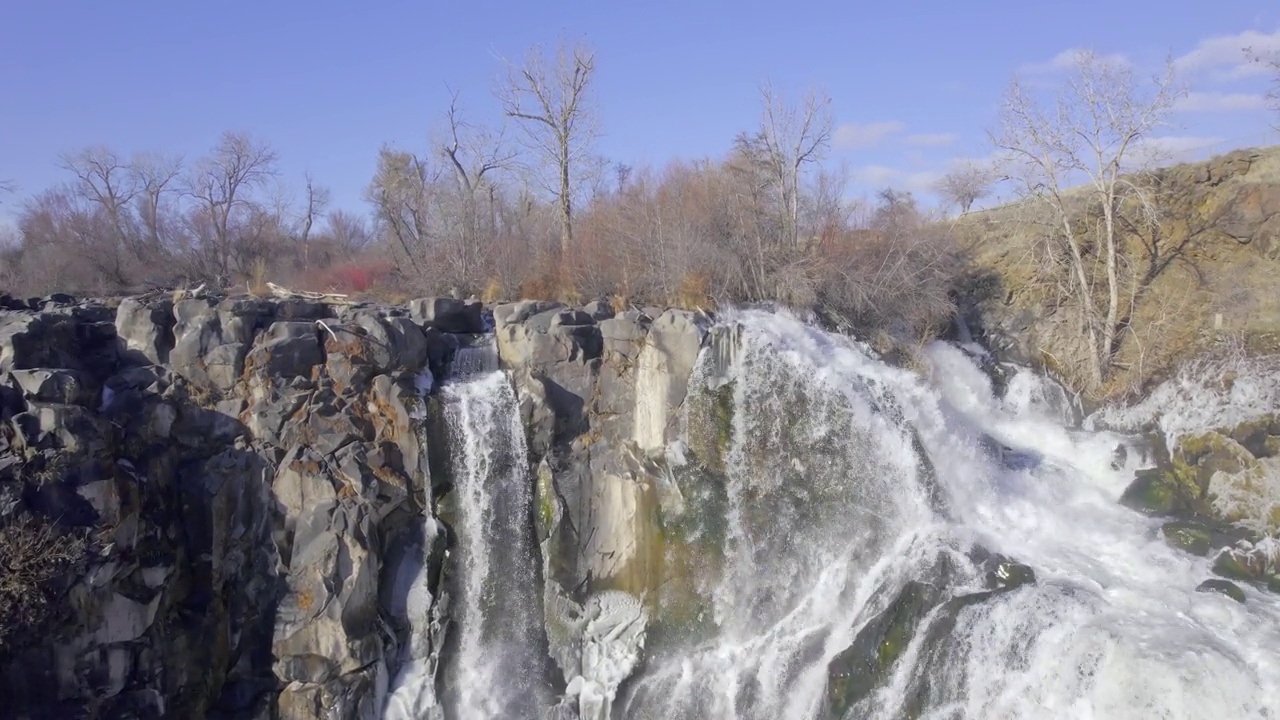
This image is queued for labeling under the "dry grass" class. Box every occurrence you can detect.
[248,257,270,297]
[0,515,86,655]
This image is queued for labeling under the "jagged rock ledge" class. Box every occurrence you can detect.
[0,291,717,720]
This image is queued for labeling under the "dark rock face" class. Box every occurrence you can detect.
[0,292,718,720]
[0,294,466,720]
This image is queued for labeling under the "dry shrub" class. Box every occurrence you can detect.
[481,277,505,304]
[248,257,270,296]
[0,515,86,655]
[519,271,560,302]
[814,223,960,341]
[673,271,714,310]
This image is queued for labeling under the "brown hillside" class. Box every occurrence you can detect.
[954,146,1280,403]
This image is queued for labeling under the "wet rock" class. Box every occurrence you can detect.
[1161,520,1215,556]
[1196,579,1247,603]
[826,581,941,717]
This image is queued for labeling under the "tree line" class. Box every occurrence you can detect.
[3,40,1278,392]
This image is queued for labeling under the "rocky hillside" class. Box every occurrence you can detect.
[0,290,718,719]
[955,145,1280,403]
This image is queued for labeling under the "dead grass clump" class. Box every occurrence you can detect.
[0,515,87,655]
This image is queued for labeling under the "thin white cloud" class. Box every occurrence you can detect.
[1020,48,1132,75]
[851,165,942,194]
[833,121,906,150]
[904,132,957,147]
[1174,90,1268,112]
[1174,28,1280,80]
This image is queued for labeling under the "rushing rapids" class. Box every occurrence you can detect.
[388,309,1280,719]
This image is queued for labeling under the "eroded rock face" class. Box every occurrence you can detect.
[0,294,472,720]
[1,291,721,719]
[495,303,711,604]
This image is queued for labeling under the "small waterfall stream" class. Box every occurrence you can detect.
[384,342,546,720]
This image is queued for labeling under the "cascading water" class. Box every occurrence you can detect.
[392,309,1280,720]
[620,309,1280,719]
[385,342,546,720]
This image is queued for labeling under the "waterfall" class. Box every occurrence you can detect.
[390,308,1280,719]
[384,347,546,720]
[620,308,1280,719]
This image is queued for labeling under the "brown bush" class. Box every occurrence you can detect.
[0,515,87,655]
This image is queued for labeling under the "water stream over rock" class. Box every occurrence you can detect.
[390,308,1280,719]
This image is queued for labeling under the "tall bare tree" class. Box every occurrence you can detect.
[498,40,598,260]
[440,88,515,279]
[935,161,997,215]
[991,51,1182,388]
[297,172,331,269]
[131,153,183,261]
[182,131,278,284]
[59,147,141,283]
[366,146,437,282]
[757,81,834,247]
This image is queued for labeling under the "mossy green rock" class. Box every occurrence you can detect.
[1161,521,1215,556]
[985,558,1036,591]
[1120,430,1255,518]
[1196,578,1246,604]
[1120,468,1192,516]
[1228,414,1280,458]
[827,581,940,718]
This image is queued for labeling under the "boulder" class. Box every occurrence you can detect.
[1196,579,1246,603]
[115,296,175,365]
[409,297,484,334]
[8,368,98,407]
[245,322,323,380]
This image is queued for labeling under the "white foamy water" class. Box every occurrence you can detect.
[384,360,546,720]
[1087,351,1280,446]
[618,308,1280,720]
[387,309,1280,720]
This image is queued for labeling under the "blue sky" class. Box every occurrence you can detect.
[3,0,1279,225]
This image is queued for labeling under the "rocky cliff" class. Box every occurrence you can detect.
[954,145,1280,402]
[0,291,714,720]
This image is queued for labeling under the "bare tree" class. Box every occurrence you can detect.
[1251,50,1280,128]
[297,172,331,269]
[498,40,598,260]
[757,81,834,246]
[440,88,515,279]
[130,153,183,262]
[935,161,997,215]
[182,131,279,284]
[0,179,13,203]
[366,146,437,282]
[325,209,373,259]
[991,51,1182,388]
[59,147,141,284]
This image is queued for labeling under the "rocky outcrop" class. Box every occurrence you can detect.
[491,300,717,714]
[0,290,721,720]
[1120,415,1280,596]
[955,146,1280,398]
[0,293,493,720]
